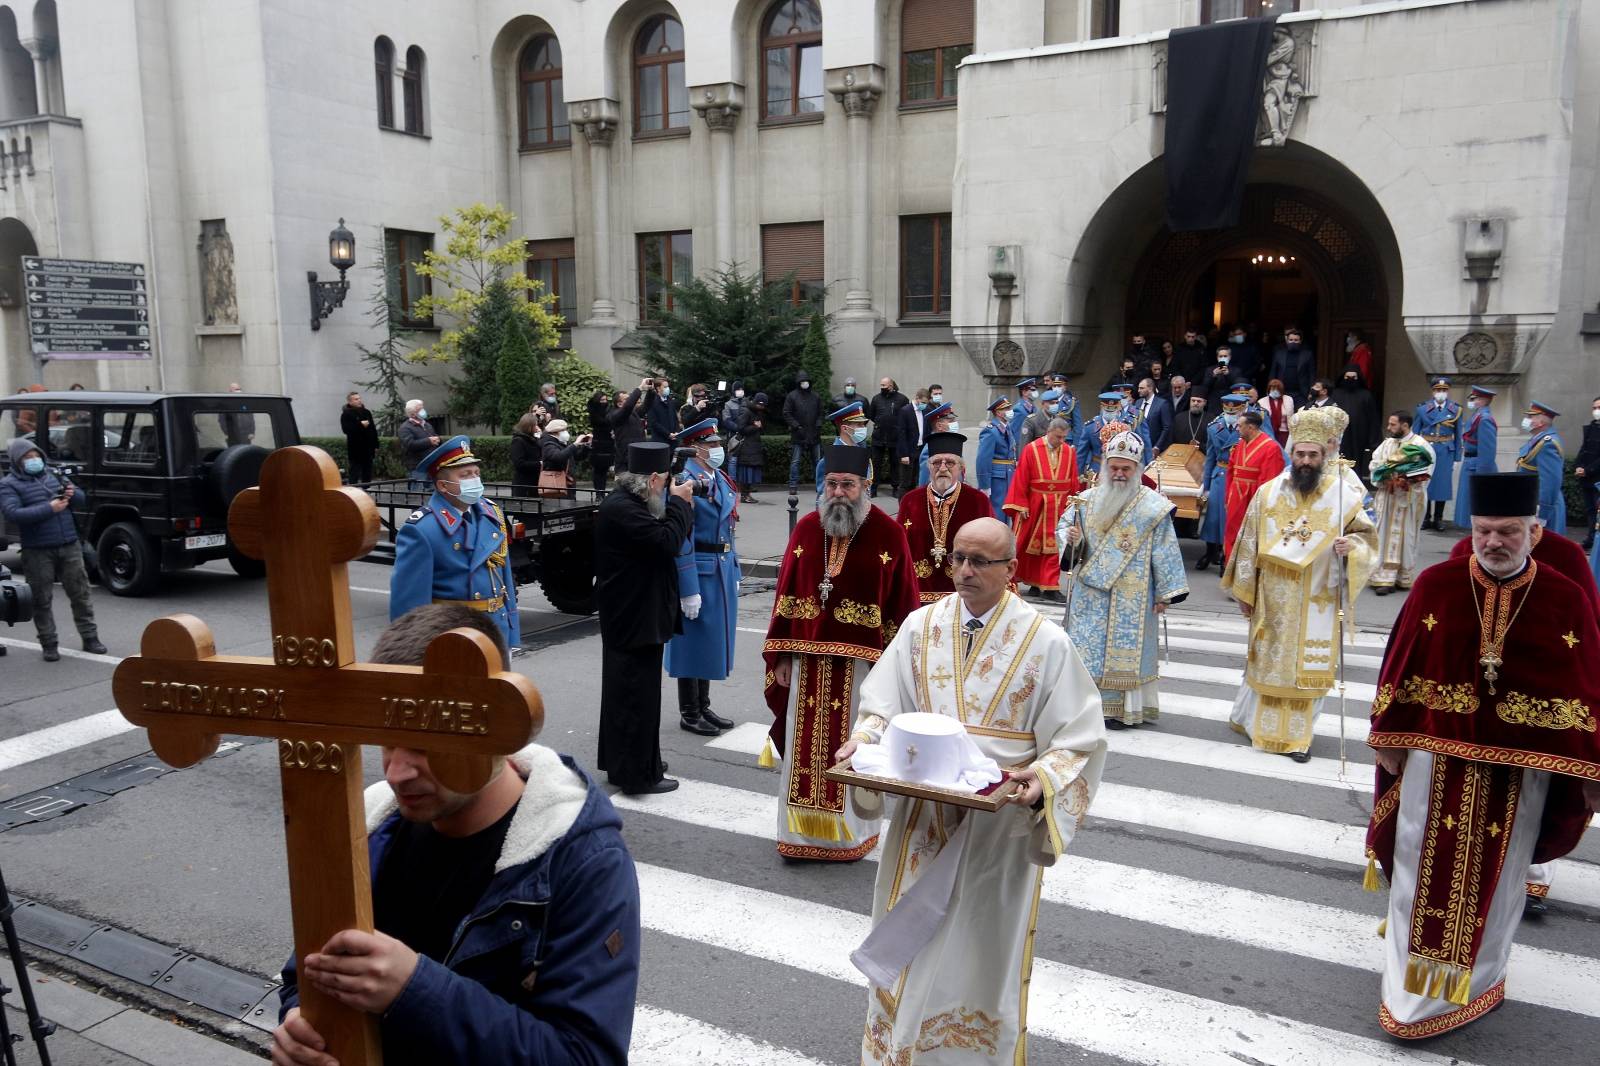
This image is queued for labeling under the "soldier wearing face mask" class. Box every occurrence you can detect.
[1412,377,1462,530]
[391,436,521,653]
[1516,401,1567,532]
[817,402,875,504]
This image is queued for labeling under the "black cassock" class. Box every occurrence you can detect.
[594,489,694,790]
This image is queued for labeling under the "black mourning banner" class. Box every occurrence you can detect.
[1164,17,1278,232]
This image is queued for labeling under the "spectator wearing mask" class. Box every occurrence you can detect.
[1202,347,1236,418]
[1167,375,1192,420]
[720,381,747,486]
[398,399,441,473]
[642,377,678,443]
[1222,327,1263,389]
[782,371,823,493]
[867,377,907,498]
[833,376,860,409]
[1305,378,1335,409]
[895,388,930,491]
[1104,355,1141,394]
[340,390,380,484]
[1131,378,1171,456]
[1574,395,1600,551]
[509,412,545,497]
[1332,366,1381,482]
[0,440,105,660]
[1168,328,1210,386]
[537,383,561,421]
[540,418,591,497]
[609,380,651,455]
[1262,378,1295,447]
[1148,358,1171,399]
[1126,334,1156,379]
[1269,328,1317,404]
[678,383,713,431]
[586,389,617,491]
[733,392,769,503]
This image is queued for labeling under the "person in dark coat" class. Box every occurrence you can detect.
[1575,394,1600,551]
[595,443,696,795]
[1269,327,1317,405]
[1331,364,1382,481]
[340,390,381,484]
[539,419,591,499]
[1222,325,1263,390]
[866,377,906,497]
[509,413,544,497]
[642,377,678,443]
[782,371,823,492]
[586,389,617,492]
[895,388,930,491]
[1168,329,1210,387]
[733,392,770,503]
[608,380,651,455]
[0,439,104,660]
[1168,387,1211,449]
[536,383,561,422]
[398,399,440,473]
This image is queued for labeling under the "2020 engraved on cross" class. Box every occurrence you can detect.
[110,446,544,1066]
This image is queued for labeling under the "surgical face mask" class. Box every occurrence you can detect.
[1434,391,1449,404]
[660,387,671,398]
[455,476,485,505]
[944,421,960,432]
[799,381,810,390]
[1520,418,1533,432]
[416,408,428,420]
[1223,413,1239,426]
[1344,377,1357,386]
[850,426,869,443]
[1100,406,1118,418]
[545,393,557,404]
[930,392,944,403]
[845,386,856,396]
[1231,334,1244,344]
[915,401,926,411]
[735,389,745,398]
[1269,390,1281,399]
[21,456,45,475]
[1591,408,1600,422]
[1025,389,1038,402]
[1218,356,1230,365]
[1046,403,1060,415]
[707,446,726,468]
[558,431,571,443]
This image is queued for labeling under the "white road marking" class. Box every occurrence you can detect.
[1160,691,1372,742]
[0,710,138,773]
[705,721,772,754]
[1167,632,1385,670]
[630,1005,828,1066]
[620,779,1600,1018]
[635,862,1495,1066]
[0,637,123,666]
[1105,730,1367,792]
[1158,658,1380,702]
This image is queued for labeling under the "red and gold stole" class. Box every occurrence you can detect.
[783,654,858,838]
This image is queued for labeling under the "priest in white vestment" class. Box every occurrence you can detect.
[1368,411,1436,595]
[837,517,1107,1065]
[1222,407,1377,761]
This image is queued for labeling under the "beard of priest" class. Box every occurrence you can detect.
[898,432,996,603]
[1365,472,1600,1040]
[839,517,1108,1065]
[1222,410,1379,761]
[762,444,922,861]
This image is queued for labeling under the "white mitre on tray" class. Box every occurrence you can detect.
[850,713,1003,794]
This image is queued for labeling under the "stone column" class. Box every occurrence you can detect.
[569,99,621,323]
[826,66,884,316]
[20,37,51,115]
[692,84,744,271]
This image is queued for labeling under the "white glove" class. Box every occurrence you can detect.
[680,594,702,620]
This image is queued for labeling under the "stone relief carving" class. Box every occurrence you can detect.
[1257,29,1306,147]
[198,219,238,326]
[1452,332,1498,372]
[1403,315,1553,383]
[954,326,1099,382]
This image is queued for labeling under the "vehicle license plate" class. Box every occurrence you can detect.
[184,534,227,550]
[544,517,575,535]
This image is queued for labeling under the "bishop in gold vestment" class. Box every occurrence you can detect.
[1223,407,1377,759]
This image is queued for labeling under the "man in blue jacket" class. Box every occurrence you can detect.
[0,438,104,660]
[273,603,640,1066]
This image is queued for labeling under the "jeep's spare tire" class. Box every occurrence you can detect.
[209,444,269,506]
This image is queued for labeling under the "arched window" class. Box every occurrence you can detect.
[402,45,426,134]
[519,35,568,147]
[900,0,973,106]
[761,0,822,122]
[374,36,395,128]
[634,16,687,134]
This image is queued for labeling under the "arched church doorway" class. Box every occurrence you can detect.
[1125,184,1389,396]
[0,215,39,391]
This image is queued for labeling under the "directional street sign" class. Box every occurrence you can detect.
[23,256,156,360]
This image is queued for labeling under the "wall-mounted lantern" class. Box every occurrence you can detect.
[308,218,356,330]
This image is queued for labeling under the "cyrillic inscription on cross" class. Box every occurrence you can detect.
[111,446,543,1066]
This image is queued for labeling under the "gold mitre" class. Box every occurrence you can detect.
[1103,429,1146,465]
[1288,406,1347,449]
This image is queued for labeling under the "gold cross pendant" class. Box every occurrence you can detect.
[1480,652,1502,695]
[931,545,946,566]
[818,576,834,605]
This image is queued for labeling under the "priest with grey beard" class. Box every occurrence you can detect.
[595,442,696,795]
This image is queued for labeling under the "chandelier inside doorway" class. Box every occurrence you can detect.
[1249,252,1298,267]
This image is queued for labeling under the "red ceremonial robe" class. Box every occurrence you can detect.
[1366,556,1600,1029]
[897,483,995,603]
[1224,431,1285,555]
[1001,437,1081,590]
[1449,527,1600,613]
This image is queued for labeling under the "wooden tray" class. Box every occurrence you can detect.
[824,763,1021,812]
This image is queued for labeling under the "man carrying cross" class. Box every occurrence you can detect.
[272,604,641,1066]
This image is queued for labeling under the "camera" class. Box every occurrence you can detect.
[1,564,33,628]
[670,447,711,498]
[50,463,82,500]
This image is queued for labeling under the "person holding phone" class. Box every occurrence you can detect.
[0,439,105,660]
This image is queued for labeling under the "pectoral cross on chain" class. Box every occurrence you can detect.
[818,575,834,605]
[1480,651,1503,695]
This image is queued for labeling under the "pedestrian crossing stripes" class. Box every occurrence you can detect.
[631,1005,827,1066]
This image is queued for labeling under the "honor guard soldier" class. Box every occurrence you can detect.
[976,397,1018,518]
[1517,400,1567,532]
[1453,385,1498,527]
[1197,393,1247,571]
[1008,378,1038,442]
[666,419,741,737]
[1043,372,1083,438]
[1414,376,1462,529]
[817,401,874,504]
[1079,391,1152,479]
[390,435,521,654]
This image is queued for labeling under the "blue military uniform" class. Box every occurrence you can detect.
[916,401,959,486]
[1198,395,1247,566]
[816,401,874,503]
[1414,378,1462,513]
[1078,391,1152,477]
[390,436,520,651]
[666,454,740,682]
[1454,386,1499,527]
[1517,401,1567,531]
[1007,378,1036,441]
[976,398,1018,520]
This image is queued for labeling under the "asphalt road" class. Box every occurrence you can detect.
[1,538,1597,1064]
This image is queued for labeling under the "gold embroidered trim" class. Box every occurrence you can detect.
[833,599,883,628]
[775,594,821,620]
[1396,677,1479,715]
[1496,692,1596,732]
[1367,731,1600,781]
[913,559,933,579]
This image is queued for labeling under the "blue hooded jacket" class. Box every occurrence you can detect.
[279,747,641,1065]
[0,438,79,548]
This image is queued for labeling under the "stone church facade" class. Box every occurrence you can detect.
[0,0,1593,442]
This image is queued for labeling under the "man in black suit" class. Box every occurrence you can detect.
[340,390,380,484]
[1269,327,1317,405]
[894,387,929,492]
[1133,377,1173,455]
[595,442,696,795]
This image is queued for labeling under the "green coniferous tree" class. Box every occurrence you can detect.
[496,322,545,435]
[354,244,422,435]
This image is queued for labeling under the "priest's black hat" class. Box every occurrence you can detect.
[924,432,967,458]
[1469,472,1539,517]
[823,445,871,477]
[626,441,672,475]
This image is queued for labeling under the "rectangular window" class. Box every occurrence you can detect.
[761,222,824,307]
[101,409,160,467]
[0,405,38,459]
[527,239,577,324]
[900,214,952,320]
[1201,0,1296,22]
[384,229,433,326]
[43,409,94,462]
[193,409,277,454]
[402,72,424,134]
[901,0,974,105]
[637,231,692,320]
[903,45,970,104]
[1090,0,1120,39]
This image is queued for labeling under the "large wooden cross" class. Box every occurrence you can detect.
[111,446,542,1066]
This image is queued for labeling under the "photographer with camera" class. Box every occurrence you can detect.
[1,439,105,661]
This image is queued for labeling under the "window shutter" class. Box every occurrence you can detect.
[902,0,975,52]
[527,238,575,261]
[762,222,824,283]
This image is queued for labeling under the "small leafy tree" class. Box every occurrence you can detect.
[354,244,422,435]
[496,324,544,435]
[798,311,832,398]
[549,354,617,434]
[632,266,819,399]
